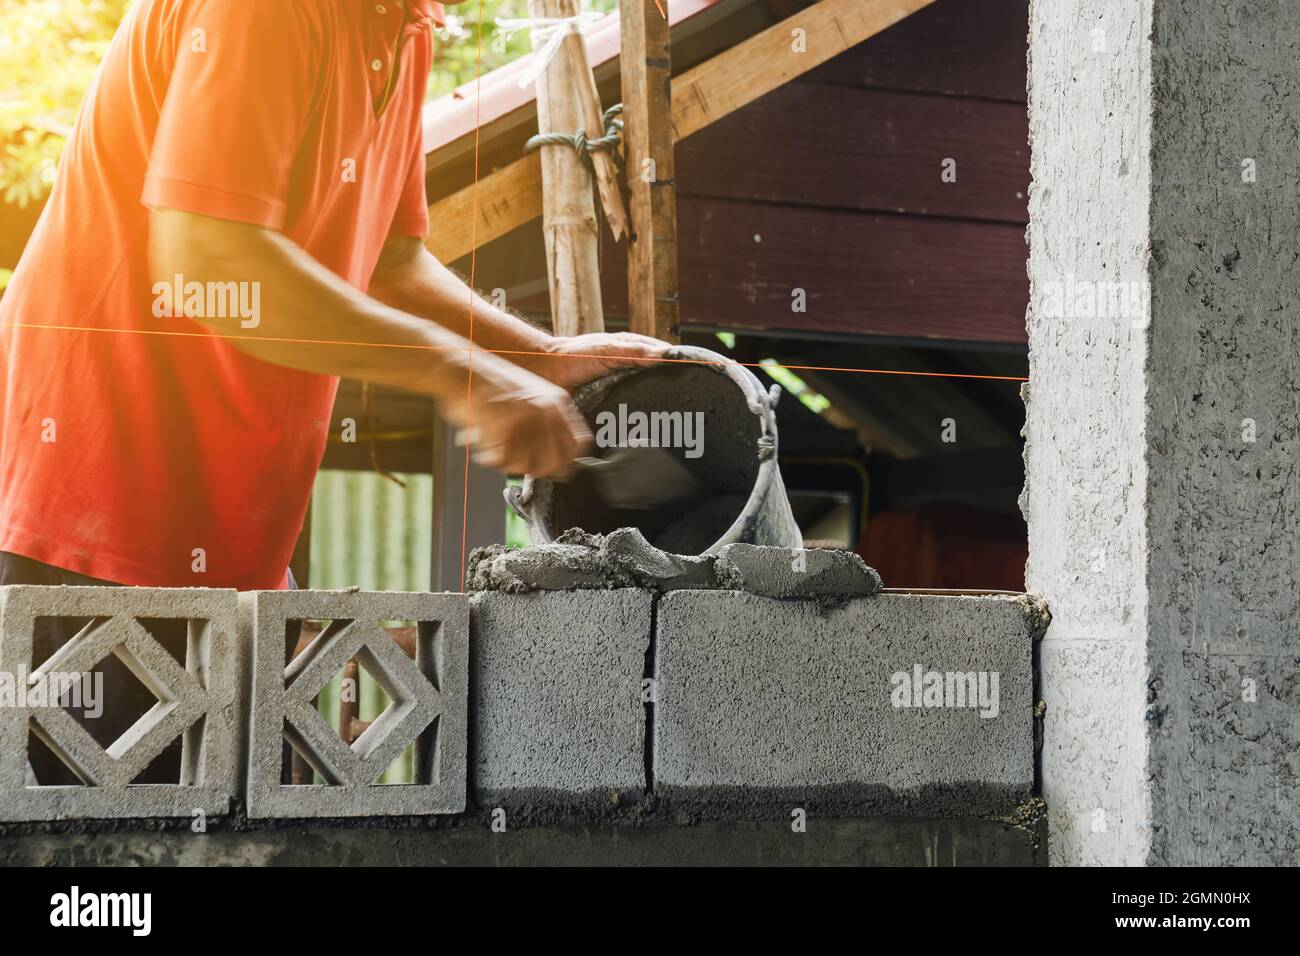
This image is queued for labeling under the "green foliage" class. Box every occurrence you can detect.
[759,359,832,416]
[0,0,135,208]
[428,0,618,100]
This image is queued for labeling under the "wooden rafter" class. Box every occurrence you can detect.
[425,0,937,264]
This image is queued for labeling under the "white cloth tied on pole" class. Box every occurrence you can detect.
[497,12,606,89]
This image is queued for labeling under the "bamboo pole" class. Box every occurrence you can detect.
[528,0,605,335]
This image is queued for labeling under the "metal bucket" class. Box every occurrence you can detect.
[505,345,803,556]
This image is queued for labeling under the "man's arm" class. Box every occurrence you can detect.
[368,236,670,390]
[366,235,552,368]
[148,208,590,478]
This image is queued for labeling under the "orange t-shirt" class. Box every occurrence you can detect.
[0,0,443,589]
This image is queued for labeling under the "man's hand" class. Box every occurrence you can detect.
[439,353,592,478]
[525,332,673,389]
[364,238,671,471]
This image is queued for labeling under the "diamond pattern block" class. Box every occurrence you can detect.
[0,586,242,822]
[244,590,468,818]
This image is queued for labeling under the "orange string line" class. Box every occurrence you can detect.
[0,322,1028,382]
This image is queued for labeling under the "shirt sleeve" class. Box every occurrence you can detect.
[142,0,323,230]
[388,32,433,239]
[388,129,431,238]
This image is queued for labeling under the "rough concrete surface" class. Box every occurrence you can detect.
[1171,653,1300,864]
[468,528,716,592]
[467,530,636,593]
[1143,1,1300,867]
[0,586,243,821]
[244,590,468,819]
[1025,0,1156,866]
[0,814,1044,866]
[654,592,1036,817]
[470,590,651,807]
[1028,0,1300,865]
[715,543,882,599]
[469,531,879,596]
[1036,640,1151,861]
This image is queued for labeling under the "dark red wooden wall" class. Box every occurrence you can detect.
[603,0,1031,345]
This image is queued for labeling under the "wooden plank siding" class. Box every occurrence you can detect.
[596,197,1030,344]
[675,83,1029,224]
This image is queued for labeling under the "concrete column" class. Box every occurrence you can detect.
[1026,0,1300,865]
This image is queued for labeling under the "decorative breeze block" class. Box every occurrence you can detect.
[0,586,243,822]
[244,590,468,818]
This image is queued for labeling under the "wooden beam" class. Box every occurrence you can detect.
[671,0,934,139]
[622,0,680,341]
[425,155,542,264]
[426,0,937,263]
[529,0,604,334]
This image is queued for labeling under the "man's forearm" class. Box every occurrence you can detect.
[149,210,484,404]
[368,237,555,370]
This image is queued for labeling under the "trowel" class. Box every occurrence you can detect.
[575,445,703,510]
[457,428,703,510]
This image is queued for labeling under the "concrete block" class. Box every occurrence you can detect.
[244,590,467,819]
[715,544,882,599]
[654,591,1038,816]
[0,586,242,821]
[470,589,651,807]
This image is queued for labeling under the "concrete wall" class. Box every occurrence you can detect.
[0,576,1044,865]
[470,590,650,808]
[0,571,1041,869]
[1027,0,1300,864]
[1145,0,1300,866]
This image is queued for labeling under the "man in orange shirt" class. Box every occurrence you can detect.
[0,0,664,781]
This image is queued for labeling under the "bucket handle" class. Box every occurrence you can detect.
[504,483,530,520]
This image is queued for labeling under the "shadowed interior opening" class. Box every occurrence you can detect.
[545,363,762,554]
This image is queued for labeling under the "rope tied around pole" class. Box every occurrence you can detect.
[524,103,624,171]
